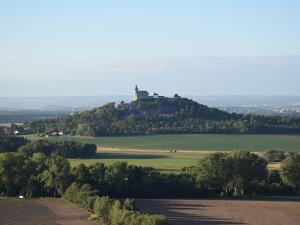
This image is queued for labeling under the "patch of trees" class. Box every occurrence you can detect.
[64,184,169,225]
[0,135,29,153]
[0,151,299,199]
[17,140,96,158]
[263,150,286,162]
[196,151,268,196]
[25,98,300,136]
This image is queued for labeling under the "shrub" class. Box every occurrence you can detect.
[63,183,96,211]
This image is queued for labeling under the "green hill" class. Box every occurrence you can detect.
[27,97,300,136]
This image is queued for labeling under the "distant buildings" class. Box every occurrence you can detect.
[133,85,165,101]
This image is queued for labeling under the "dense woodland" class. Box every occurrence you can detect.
[0,135,29,152]
[26,98,300,136]
[0,136,96,158]
[0,148,299,198]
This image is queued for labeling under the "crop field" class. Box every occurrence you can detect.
[28,134,298,172]
[136,199,300,225]
[69,148,205,172]
[29,134,300,152]
[0,198,98,225]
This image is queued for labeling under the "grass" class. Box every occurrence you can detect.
[27,134,297,172]
[28,134,300,152]
[69,149,205,172]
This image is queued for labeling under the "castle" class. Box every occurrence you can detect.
[133,85,165,101]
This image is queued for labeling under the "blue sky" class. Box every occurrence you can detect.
[0,0,299,96]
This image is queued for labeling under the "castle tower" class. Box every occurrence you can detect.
[134,85,139,101]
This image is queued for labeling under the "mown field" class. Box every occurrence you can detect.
[28,134,300,152]
[28,134,299,172]
[69,148,204,172]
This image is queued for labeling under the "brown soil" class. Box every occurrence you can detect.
[136,199,300,225]
[0,198,99,225]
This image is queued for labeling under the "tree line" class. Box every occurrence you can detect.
[0,135,29,153]
[0,150,299,198]
[0,135,96,158]
[25,98,300,136]
[18,140,96,158]
[64,184,168,225]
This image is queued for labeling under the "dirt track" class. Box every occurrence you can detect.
[136,199,300,225]
[0,198,98,225]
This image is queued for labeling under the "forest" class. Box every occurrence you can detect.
[0,147,299,198]
[0,136,96,158]
[24,98,300,136]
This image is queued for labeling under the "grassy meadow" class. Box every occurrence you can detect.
[27,134,300,172]
[28,134,300,152]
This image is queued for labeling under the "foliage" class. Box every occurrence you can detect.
[263,150,286,162]
[64,183,169,225]
[42,155,72,197]
[93,195,169,225]
[63,183,96,210]
[280,153,300,188]
[196,150,268,196]
[17,140,96,158]
[0,135,29,153]
[25,98,300,136]
[0,150,298,199]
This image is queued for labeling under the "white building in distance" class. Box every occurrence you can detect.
[133,85,165,101]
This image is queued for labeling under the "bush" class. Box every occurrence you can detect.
[263,150,286,162]
[94,196,112,223]
[63,183,96,211]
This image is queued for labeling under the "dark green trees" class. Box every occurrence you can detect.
[263,150,286,162]
[196,150,268,196]
[25,98,300,136]
[18,140,96,158]
[0,135,29,153]
[280,154,300,189]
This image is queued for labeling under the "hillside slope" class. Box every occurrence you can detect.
[27,97,300,136]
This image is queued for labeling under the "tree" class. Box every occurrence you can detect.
[42,155,71,197]
[263,150,286,162]
[104,162,128,197]
[0,152,34,196]
[195,150,267,196]
[196,152,231,194]
[280,154,300,189]
[228,150,267,196]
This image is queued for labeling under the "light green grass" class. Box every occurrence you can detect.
[28,134,300,152]
[69,150,204,172]
[27,134,299,172]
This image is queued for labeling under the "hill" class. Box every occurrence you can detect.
[26,97,300,136]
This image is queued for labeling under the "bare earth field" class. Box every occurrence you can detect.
[0,198,98,225]
[136,199,300,225]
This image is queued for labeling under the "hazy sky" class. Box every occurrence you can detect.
[0,0,299,96]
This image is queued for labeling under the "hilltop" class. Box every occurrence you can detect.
[24,96,300,136]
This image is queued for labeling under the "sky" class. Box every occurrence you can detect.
[0,0,299,97]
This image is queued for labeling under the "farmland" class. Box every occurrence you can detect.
[0,198,98,225]
[136,199,300,225]
[2,198,299,225]
[28,134,300,152]
[28,134,299,172]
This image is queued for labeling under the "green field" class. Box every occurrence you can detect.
[68,149,205,172]
[28,134,299,172]
[28,134,300,152]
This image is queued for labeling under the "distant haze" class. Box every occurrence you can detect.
[0,1,299,96]
[0,96,299,111]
